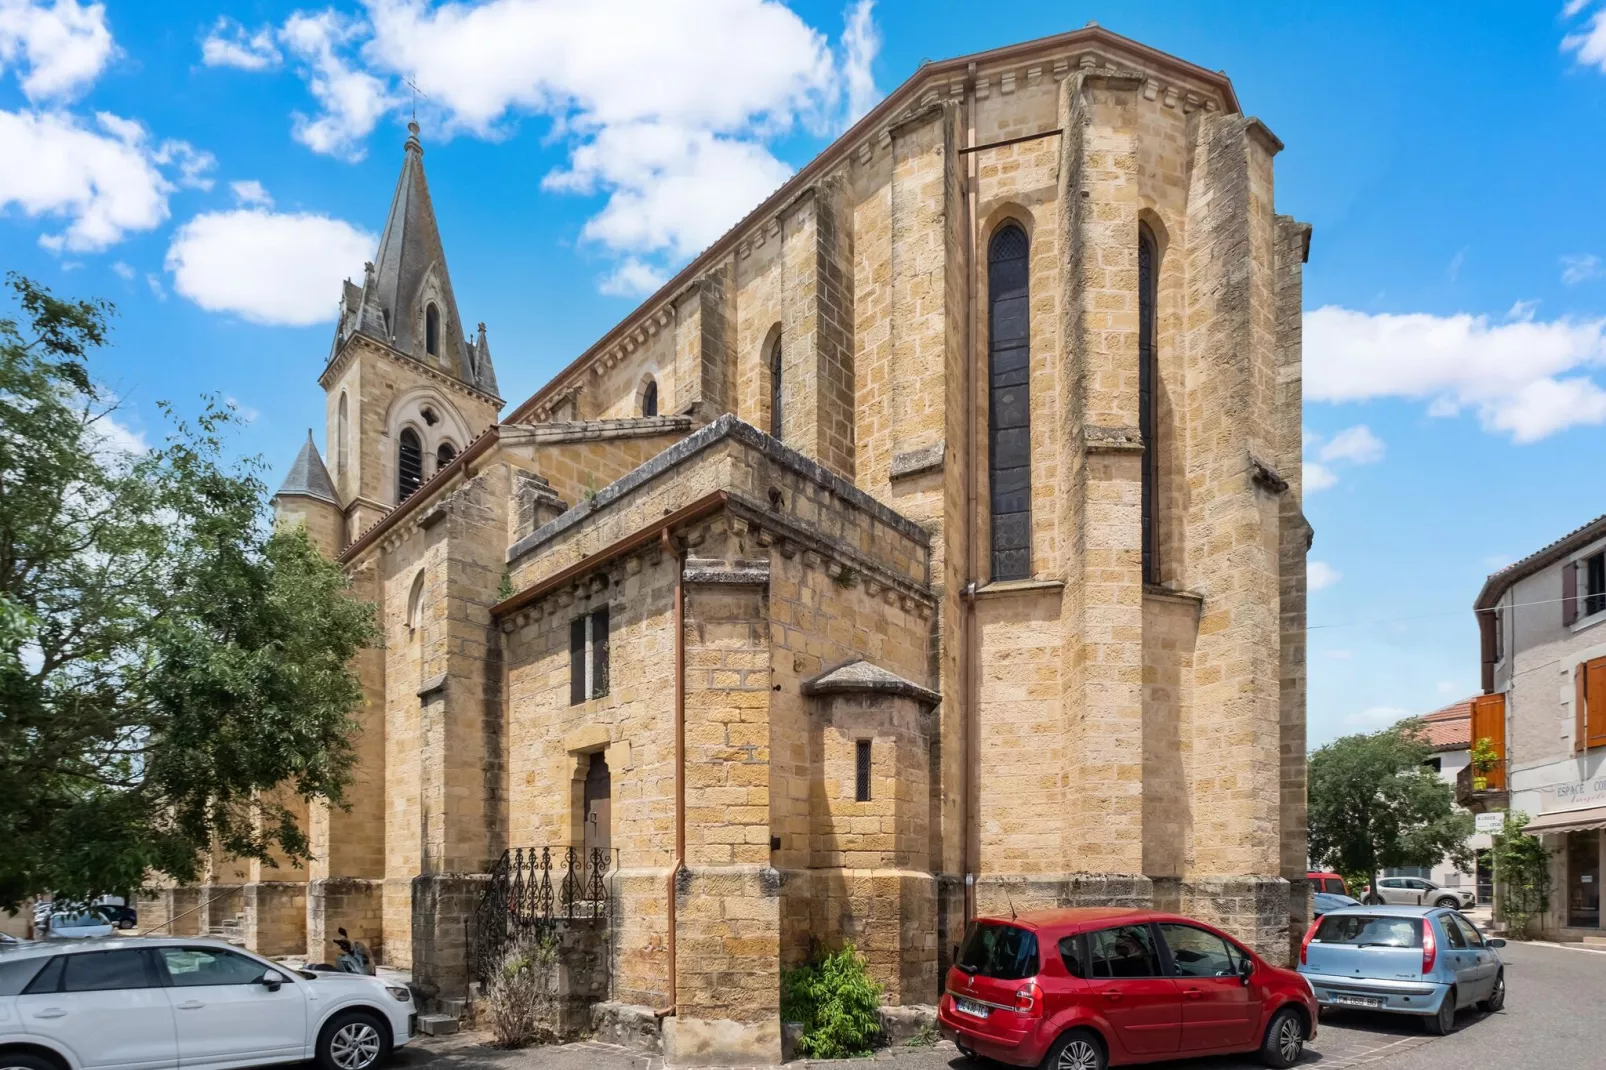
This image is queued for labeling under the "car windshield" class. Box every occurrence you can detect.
[1313,914,1422,948]
[956,922,1039,980]
[53,913,105,928]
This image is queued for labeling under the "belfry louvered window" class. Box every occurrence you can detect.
[425,303,440,357]
[1139,223,1159,585]
[768,332,784,439]
[398,427,424,502]
[988,224,1031,581]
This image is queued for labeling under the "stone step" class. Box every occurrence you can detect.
[437,998,467,1020]
[417,1014,459,1036]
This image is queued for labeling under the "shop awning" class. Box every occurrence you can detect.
[1523,806,1606,835]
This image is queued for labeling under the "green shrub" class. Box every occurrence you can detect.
[781,942,883,1058]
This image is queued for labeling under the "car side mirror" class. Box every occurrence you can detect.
[1238,956,1254,985]
[1487,938,1506,949]
[257,969,284,992]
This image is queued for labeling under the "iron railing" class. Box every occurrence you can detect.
[469,846,615,983]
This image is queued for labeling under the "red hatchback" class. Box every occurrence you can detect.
[937,908,1317,1070]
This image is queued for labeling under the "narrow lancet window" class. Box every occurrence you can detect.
[425,303,440,357]
[768,332,784,439]
[988,224,1031,581]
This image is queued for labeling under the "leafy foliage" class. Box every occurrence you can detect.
[1491,811,1552,936]
[483,935,559,1048]
[781,942,883,1058]
[0,274,377,909]
[1307,720,1474,895]
[1469,737,1500,775]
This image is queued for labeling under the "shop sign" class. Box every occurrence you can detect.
[1474,811,1506,834]
[1553,774,1606,811]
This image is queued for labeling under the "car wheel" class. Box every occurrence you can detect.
[1435,896,1459,908]
[1425,990,1457,1035]
[1042,1028,1105,1070]
[0,1054,61,1070]
[1364,895,1383,905]
[1259,1006,1306,1069]
[1482,971,1505,1013]
[317,1010,390,1070]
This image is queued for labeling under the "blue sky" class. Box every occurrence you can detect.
[4,0,1606,747]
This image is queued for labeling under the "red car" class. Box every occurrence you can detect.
[937,908,1317,1069]
[1307,871,1349,896]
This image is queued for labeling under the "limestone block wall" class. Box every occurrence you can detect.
[508,420,690,510]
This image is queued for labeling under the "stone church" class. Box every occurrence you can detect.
[141,23,1311,1064]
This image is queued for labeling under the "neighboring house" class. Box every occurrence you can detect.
[1471,512,1606,940]
[1382,700,1492,901]
[142,24,1314,1062]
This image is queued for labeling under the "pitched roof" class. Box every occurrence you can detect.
[1474,510,1606,610]
[274,431,339,506]
[1419,698,1473,752]
[505,23,1242,426]
[328,122,500,399]
[802,659,940,706]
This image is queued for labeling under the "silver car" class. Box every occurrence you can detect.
[1363,876,1475,909]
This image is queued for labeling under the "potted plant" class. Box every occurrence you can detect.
[1469,736,1499,791]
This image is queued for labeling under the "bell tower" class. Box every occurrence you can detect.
[314,120,503,545]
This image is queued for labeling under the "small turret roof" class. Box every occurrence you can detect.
[802,659,940,706]
[275,431,340,506]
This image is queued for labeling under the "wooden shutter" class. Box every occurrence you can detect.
[1585,656,1606,751]
[1470,693,1506,790]
[1478,610,1497,693]
[1579,663,1589,755]
[590,605,610,699]
[1564,561,1579,626]
[570,617,586,706]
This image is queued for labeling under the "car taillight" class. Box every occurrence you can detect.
[1014,981,1044,1018]
[1421,919,1436,973]
[1300,918,1321,965]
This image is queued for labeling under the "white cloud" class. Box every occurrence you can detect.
[598,256,667,298]
[283,9,395,160]
[0,109,178,252]
[109,258,131,280]
[221,0,879,290]
[165,208,375,327]
[1302,461,1338,493]
[0,0,117,102]
[1564,5,1606,70]
[230,179,273,207]
[200,16,281,70]
[839,0,880,124]
[1562,252,1602,285]
[1319,425,1385,465]
[1342,705,1414,733]
[145,271,164,300]
[1305,305,1606,443]
[1308,561,1341,591]
[1446,246,1466,283]
[152,137,216,190]
[1507,298,1540,322]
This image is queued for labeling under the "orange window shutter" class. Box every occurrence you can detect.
[1588,658,1606,749]
[1471,694,1507,790]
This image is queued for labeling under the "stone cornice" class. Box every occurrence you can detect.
[321,332,504,409]
[504,25,1239,428]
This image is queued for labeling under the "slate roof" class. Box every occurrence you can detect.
[328,122,499,399]
[802,659,940,707]
[274,431,340,506]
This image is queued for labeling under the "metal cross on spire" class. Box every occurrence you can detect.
[404,77,429,121]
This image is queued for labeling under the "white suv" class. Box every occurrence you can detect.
[1363,876,1477,909]
[0,937,415,1070]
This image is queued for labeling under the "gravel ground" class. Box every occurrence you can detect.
[391,938,1605,1070]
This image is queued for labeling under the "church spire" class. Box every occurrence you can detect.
[329,121,500,399]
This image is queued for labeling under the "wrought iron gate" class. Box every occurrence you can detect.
[468,845,615,983]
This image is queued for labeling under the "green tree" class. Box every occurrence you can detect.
[0,274,377,909]
[1307,720,1474,898]
[1490,812,1551,936]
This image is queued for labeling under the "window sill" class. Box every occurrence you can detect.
[973,578,1065,600]
[1569,609,1606,635]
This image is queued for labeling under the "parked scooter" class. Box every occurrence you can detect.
[300,927,375,975]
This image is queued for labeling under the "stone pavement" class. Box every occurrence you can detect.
[392,939,1606,1070]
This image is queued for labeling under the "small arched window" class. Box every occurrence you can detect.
[407,570,426,634]
[768,331,783,439]
[336,392,349,489]
[436,441,456,472]
[398,427,424,501]
[1138,223,1159,585]
[641,378,658,418]
[425,303,440,357]
[988,223,1031,581]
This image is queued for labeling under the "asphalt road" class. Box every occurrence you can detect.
[394,939,1606,1070]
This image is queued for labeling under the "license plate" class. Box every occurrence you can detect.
[1333,994,1383,1009]
[955,997,990,1018]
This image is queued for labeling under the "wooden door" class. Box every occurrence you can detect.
[582,752,611,867]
